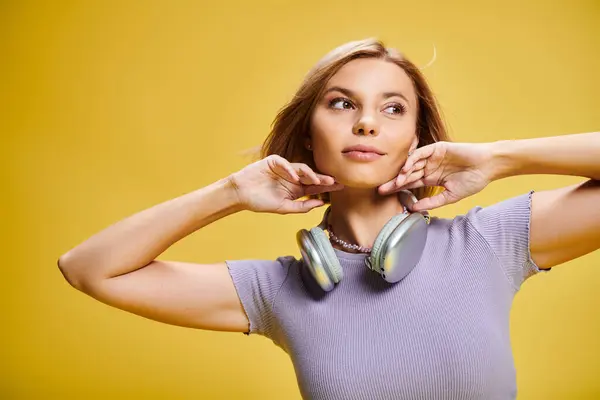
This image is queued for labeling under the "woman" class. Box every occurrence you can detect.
[58,38,600,399]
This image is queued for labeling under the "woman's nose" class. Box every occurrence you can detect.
[353,116,379,136]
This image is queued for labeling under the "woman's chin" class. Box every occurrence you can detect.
[319,163,399,190]
[334,176,389,191]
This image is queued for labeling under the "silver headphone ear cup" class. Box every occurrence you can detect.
[296,228,335,292]
[377,213,428,283]
[309,227,343,283]
[369,212,410,273]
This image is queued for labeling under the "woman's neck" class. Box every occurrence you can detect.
[327,188,407,253]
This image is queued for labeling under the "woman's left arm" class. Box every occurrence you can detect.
[379,131,600,270]
[488,132,600,270]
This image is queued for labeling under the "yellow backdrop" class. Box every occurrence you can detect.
[2,1,599,399]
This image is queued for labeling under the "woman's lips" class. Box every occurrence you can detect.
[342,150,384,161]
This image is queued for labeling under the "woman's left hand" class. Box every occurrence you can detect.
[377,141,496,211]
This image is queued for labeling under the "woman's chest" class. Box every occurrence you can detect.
[274,267,517,399]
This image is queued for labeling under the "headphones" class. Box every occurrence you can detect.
[296,190,430,292]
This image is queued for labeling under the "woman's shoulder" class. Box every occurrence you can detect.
[421,190,535,256]
[425,190,545,289]
[225,254,300,273]
[427,190,534,227]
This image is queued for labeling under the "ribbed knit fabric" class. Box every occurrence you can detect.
[226,191,550,400]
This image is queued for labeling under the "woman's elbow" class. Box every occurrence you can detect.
[57,251,86,290]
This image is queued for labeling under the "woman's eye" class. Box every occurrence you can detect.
[328,98,405,114]
[384,104,406,115]
[329,98,353,110]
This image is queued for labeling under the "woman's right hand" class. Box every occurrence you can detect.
[229,155,344,214]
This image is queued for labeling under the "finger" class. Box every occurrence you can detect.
[411,191,456,212]
[304,182,345,196]
[313,173,336,185]
[412,159,427,171]
[400,168,425,187]
[377,179,397,195]
[269,156,299,182]
[295,164,321,185]
[280,198,325,214]
[398,179,426,190]
[394,164,424,189]
[382,175,423,195]
[272,164,300,184]
[402,145,435,172]
[379,170,422,195]
[379,174,413,194]
[395,159,427,187]
[297,170,318,186]
[289,162,337,185]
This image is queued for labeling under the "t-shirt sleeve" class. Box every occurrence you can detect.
[465,190,551,290]
[225,256,293,338]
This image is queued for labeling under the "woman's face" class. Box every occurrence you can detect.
[309,58,419,188]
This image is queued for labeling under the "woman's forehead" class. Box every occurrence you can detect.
[325,58,416,102]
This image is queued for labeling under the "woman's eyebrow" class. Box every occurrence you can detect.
[323,86,409,103]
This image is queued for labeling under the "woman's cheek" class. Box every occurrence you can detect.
[312,148,336,175]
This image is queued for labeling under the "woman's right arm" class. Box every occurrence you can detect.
[58,155,343,332]
[58,177,253,332]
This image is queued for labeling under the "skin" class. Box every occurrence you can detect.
[307,58,420,250]
[57,50,600,336]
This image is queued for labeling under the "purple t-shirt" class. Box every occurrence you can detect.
[226,191,550,400]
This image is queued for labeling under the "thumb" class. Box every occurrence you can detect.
[304,183,345,196]
[279,198,325,214]
[411,191,454,211]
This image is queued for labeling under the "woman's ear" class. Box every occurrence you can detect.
[305,137,313,151]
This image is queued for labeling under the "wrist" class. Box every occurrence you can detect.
[487,140,520,181]
[221,174,249,212]
[221,175,248,213]
[187,176,247,223]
